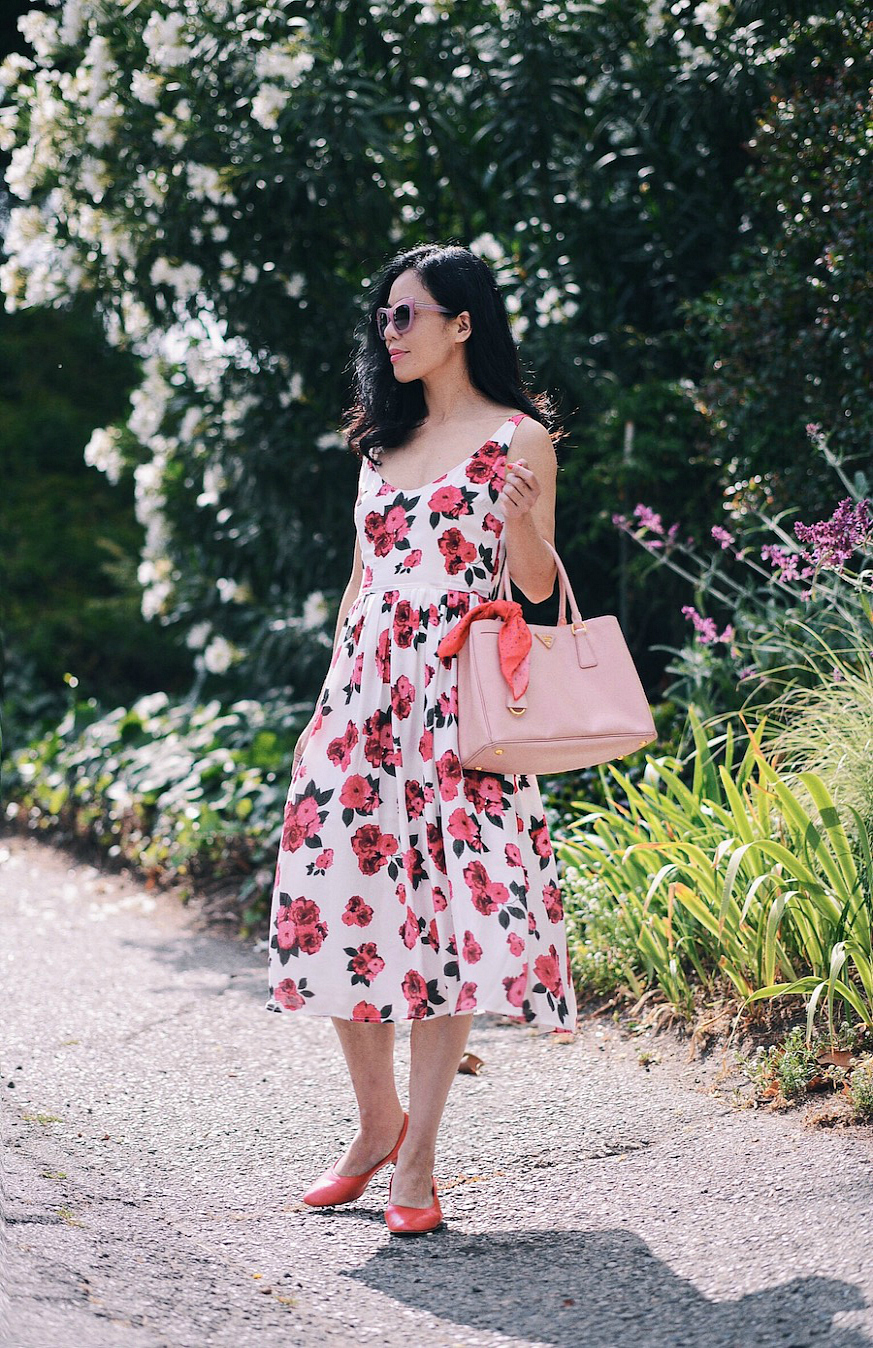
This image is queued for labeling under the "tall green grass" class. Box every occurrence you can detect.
[556,709,873,1040]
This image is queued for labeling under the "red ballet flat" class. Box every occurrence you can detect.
[302,1112,408,1207]
[384,1175,443,1235]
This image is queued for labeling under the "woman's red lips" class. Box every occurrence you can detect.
[389,350,406,361]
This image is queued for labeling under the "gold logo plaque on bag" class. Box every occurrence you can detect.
[535,633,554,648]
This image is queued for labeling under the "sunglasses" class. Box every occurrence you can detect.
[374,296,452,341]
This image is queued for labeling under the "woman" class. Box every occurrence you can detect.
[265,242,577,1235]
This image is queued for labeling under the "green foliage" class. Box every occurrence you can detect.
[3,690,310,929]
[741,1026,826,1100]
[556,708,873,1034]
[847,1058,873,1120]
[690,10,872,510]
[1,0,828,707]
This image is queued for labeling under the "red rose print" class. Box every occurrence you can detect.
[274,978,306,1010]
[398,549,422,573]
[375,627,392,681]
[314,849,334,871]
[455,981,478,1012]
[469,441,504,483]
[276,896,328,954]
[419,727,434,761]
[436,685,459,721]
[507,932,525,957]
[351,823,399,876]
[351,651,364,689]
[435,750,463,800]
[352,1001,382,1021]
[438,527,477,576]
[543,881,564,923]
[462,931,483,964]
[405,779,427,819]
[448,807,482,849]
[402,969,430,1018]
[483,512,502,535]
[464,773,505,817]
[463,859,510,915]
[342,895,374,927]
[327,720,359,772]
[339,775,380,814]
[402,847,426,886]
[349,941,385,984]
[400,906,421,950]
[534,945,564,998]
[432,886,449,912]
[391,674,415,719]
[503,966,528,1007]
[427,918,440,951]
[530,820,553,859]
[425,822,447,874]
[362,709,401,769]
[364,503,411,556]
[393,601,419,647]
[505,842,524,867]
[281,794,321,852]
[428,484,471,519]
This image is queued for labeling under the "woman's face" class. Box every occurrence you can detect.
[378,268,469,383]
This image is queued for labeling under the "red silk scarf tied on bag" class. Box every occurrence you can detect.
[436,600,532,701]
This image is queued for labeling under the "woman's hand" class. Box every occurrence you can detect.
[498,459,541,520]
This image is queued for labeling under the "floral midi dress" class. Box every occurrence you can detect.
[264,413,578,1030]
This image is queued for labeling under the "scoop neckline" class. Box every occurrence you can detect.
[367,415,520,496]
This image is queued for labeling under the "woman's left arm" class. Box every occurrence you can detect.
[498,418,559,604]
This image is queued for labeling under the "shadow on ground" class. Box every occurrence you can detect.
[345,1228,869,1348]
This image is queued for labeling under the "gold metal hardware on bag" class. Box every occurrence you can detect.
[571,622,587,633]
[494,748,504,754]
[509,707,526,716]
[535,633,554,648]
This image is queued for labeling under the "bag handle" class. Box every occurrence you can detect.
[495,537,585,628]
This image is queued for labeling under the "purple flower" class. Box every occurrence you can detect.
[711,525,735,551]
[681,605,734,646]
[760,544,815,583]
[793,498,871,572]
[633,503,665,535]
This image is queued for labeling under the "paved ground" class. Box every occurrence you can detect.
[2,829,872,1348]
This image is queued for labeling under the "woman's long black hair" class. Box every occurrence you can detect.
[341,242,564,466]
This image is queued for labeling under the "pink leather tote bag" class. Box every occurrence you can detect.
[439,539,657,774]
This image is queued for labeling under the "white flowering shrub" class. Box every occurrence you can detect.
[0,0,823,705]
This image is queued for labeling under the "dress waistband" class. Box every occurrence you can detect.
[359,582,492,598]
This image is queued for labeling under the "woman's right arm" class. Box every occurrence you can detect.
[292,536,363,771]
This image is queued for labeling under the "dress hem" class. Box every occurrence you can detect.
[263,998,575,1032]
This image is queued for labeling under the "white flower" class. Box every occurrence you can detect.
[251,84,288,130]
[301,591,330,630]
[469,232,505,263]
[186,621,211,651]
[0,52,35,99]
[84,425,125,484]
[254,45,314,85]
[187,163,237,205]
[202,636,237,673]
[143,12,192,69]
[131,70,163,106]
[59,0,86,47]
[283,272,306,298]
[693,0,727,34]
[17,10,59,62]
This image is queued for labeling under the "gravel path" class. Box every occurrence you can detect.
[2,830,872,1348]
